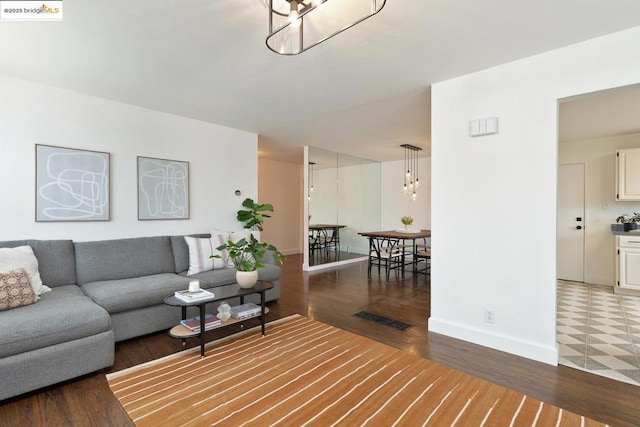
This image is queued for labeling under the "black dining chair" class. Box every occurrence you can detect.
[367,237,404,281]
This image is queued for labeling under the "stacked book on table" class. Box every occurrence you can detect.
[230,303,262,320]
[180,313,221,333]
[174,289,214,303]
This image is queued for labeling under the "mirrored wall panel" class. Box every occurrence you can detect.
[305,146,381,269]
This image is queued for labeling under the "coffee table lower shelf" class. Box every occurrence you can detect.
[168,307,270,339]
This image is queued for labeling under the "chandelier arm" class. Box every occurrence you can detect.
[400,144,422,196]
[414,151,418,182]
[416,148,419,184]
[404,145,407,186]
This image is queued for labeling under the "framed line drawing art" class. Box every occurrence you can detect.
[137,156,189,220]
[35,144,110,222]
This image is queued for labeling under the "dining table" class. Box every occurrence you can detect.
[358,229,431,277]
[309,224,346,255]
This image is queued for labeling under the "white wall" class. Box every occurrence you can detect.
[430,26,640,365]
[559,133,640,286]
[381,158,431,231]
[0,76,258,241]
[258,158,303,255]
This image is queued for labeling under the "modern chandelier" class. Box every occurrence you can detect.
[401,144,422,201]
[266,0,387,55]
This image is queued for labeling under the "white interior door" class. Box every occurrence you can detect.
[557,163,585,282]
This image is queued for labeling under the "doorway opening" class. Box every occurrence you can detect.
[556,83,640,386]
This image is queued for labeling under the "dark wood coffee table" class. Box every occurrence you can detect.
[164,281,273,357]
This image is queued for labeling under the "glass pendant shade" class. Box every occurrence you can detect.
[266,0,386,55]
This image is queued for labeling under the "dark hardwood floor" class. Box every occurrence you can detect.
[1,254,639,426]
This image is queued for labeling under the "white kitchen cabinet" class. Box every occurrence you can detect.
[616,235,640,295]
[616,148,640,200]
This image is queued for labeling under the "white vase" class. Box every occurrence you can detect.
[236,270,258,288]
[217,302,231,321]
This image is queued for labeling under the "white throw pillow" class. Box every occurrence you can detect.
[229,229,252,243]
[184,234,228,275]
[0,246,51,298]
[229,229,260,243]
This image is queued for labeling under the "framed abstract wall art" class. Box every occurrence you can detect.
[137,156,189,220]
[35,144,110,222]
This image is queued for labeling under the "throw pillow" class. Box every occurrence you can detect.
[229,229,260,243]
[0,268,37,311]
[0,246,51,298]
[184,235,228,275]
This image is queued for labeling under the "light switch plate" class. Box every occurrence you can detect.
[470,117,499,137]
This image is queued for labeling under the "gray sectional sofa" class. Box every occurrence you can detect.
[0,234,281,401]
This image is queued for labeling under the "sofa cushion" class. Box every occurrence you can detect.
[0,240,76,288]
[81,273,193,314]
[184,268,237,287]
[75,236,176,285]
[170,234,211,274]
[0,245,51,296]
[0,268,37,311]
[28,239,77,287]
[0,285,111,358]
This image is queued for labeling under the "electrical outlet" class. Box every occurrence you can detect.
[484,309,496,324]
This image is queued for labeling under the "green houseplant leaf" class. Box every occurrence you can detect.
[211,234,284,272]
[236,198,274,231]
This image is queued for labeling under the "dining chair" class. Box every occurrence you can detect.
[408,236,430,273]
[367,237,403,281]
[415,249,431,275]
[308,229,324,258]
[324,228,340,254]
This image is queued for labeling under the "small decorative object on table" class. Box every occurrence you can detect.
[217,301,231,321]
[401,215,414,230]
[180,314,221,332]
[230,303,262,320]
[174,288,214,303]
[188,281,200,293]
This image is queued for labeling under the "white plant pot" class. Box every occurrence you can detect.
[236,270,258,288]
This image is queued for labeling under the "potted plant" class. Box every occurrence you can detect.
[212,198,285,288]
[616,212,640,231]
[401,215,414,230]
[212,235,285,288]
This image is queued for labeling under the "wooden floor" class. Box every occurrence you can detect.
[1,254,639,426]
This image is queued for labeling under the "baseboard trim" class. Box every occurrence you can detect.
[428,316,558,366]
[303,256,367,272]
[281,248,302,256]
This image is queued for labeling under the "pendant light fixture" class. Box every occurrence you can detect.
[401,144,422,201]
[308,161,315,200]
[266,0,387,55]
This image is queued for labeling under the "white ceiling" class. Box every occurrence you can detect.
[559,83,640,142]
[2,1,640,163]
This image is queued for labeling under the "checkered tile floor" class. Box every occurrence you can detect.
[557,280,640,386]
